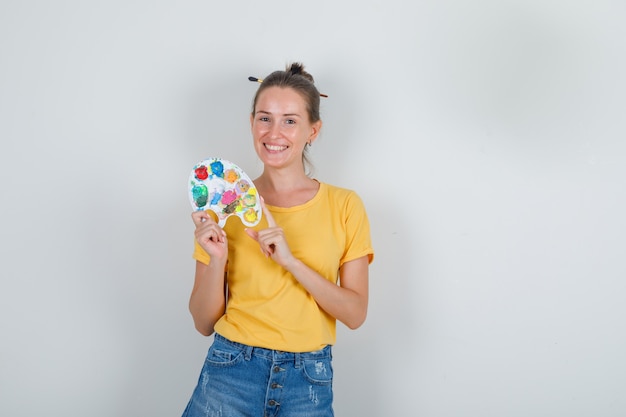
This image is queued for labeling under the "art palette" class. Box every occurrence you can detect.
[188,158,262,227]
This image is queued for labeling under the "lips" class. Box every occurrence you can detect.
[264,143,288,152]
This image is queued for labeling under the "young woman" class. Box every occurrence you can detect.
[182,62,374,417]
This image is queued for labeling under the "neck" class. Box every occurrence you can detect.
[255,168,313,193]
[254,166,320,208]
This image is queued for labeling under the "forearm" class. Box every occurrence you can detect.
[285,258,369,330]
[189,260,227,336]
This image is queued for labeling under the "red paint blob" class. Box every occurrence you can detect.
[195,166,209,180]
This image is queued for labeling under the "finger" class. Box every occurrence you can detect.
[191,210,208,226]
[260,196,277,228]
[197,224,226,244]
[191,210,215,226]
[244,228,258,242]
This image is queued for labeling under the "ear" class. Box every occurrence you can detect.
[249,113,254,128]
[308,120,322,145]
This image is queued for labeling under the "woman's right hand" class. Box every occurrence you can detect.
[191,211,228,262]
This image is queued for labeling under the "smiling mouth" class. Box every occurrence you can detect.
[264,144,288,152]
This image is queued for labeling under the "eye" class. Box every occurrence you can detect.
[259,116,270,122]
[285,119,296,125]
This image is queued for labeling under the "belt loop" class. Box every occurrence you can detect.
[294,352,302,368]
[244,345,253,361]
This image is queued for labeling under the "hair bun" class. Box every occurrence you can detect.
[287,62,314,83]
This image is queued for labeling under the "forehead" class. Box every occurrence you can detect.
[255,87,308,114]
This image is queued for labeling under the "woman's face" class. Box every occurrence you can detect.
[250,86,321,171]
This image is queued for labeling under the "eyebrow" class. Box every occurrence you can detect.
[255,110,302,118]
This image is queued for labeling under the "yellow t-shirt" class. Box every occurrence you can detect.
[193,182,374,352]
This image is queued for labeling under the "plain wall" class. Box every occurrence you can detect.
[1,1,625,416]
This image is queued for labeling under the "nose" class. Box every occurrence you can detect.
[269,121,281,138]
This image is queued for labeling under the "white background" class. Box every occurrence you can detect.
[1,1,625,416]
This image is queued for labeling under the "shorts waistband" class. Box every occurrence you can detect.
[214,333,332,363]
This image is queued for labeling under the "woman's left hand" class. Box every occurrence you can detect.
[245,197,295,268]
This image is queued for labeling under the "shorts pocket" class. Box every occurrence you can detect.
[301,357,333,385]
[204,339,245,368]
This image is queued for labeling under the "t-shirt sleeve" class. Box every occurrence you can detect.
[341,191,374,266]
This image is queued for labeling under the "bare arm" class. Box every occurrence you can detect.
[284,255,369,329]
[189,211,229,336]
[189,260,227,336]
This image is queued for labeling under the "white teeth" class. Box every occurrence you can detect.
[265,144,287,151]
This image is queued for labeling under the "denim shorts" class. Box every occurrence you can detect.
[182,334,334,417]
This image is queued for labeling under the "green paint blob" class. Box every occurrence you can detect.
[192,184,208,207]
